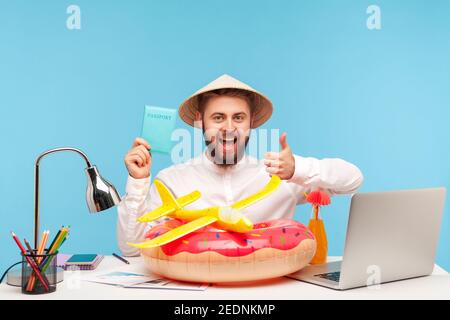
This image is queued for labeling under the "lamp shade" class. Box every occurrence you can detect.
[85,165,121,213]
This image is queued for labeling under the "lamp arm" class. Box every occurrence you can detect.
[34,147,93,248]
[35,147,92,167]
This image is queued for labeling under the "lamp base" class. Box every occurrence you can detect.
[6,265,64,287]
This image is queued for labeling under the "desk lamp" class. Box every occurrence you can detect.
[6,147,121,286]
[34,147,122,247]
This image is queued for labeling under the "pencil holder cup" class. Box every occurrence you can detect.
[21,249,57,294]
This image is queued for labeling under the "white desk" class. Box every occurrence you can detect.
[1,256,449,300]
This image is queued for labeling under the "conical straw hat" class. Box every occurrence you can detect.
[179,74,273,128]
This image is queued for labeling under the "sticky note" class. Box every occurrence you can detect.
[141,105,177,154]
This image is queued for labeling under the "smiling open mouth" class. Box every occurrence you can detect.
[216,135,238,154]
[218,136,238,144]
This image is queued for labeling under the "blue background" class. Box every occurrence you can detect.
[1,0,449,274]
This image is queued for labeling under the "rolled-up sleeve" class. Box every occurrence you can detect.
[116,175,150,256]
[287,155,364,204]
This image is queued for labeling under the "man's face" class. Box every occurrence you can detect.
[199,96,252,166]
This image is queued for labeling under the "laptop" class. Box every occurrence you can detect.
[287,187,446,290]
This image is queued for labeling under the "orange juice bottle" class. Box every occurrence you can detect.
[308,205,328,264]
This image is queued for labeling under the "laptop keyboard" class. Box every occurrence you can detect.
[314,271,341,282]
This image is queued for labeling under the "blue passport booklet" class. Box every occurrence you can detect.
[141,105,177,154]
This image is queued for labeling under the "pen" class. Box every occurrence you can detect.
[112,253,130,264]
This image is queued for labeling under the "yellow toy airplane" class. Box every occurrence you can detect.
[127,175,281,249]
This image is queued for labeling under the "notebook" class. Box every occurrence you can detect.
[58,254,104,271]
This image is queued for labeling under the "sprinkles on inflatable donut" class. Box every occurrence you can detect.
[127,175,317,283]
[141,219,316,283]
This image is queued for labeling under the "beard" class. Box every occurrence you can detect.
[203,126,250,167]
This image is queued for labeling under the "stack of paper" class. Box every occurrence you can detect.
[82,271,208,291]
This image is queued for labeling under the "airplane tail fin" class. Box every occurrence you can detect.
[137,180,201,223]
[154,180,180,209]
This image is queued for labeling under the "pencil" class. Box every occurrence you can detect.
[24,238,38,292]
[40,227,70,272]
[47,227,62,252]
[37,231,49,257]
[24,239,35,256]
[50,227,68,255]
[55,227,68,249]
[11,232,49,292]
[27,230,49,291]
[35,226,61,269]
[26,231,48,290]
[23,239,39,267]
[39,229,64,270]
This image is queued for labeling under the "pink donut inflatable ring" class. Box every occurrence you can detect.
[141,219,317,283]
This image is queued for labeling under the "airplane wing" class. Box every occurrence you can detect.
[231,175,281,210]
[137,205,176,223]
[177,190,202,207]
[128,216,217,249]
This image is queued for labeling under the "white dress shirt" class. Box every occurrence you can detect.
[116,152,364,256]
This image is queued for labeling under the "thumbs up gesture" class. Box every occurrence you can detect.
[264,132,295,180]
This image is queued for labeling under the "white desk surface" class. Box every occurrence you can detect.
[1,256,449,300]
